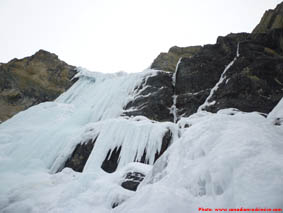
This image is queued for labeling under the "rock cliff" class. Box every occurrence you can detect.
[144,2,283,120]
[0,50,77,122]
[253,2,283,33]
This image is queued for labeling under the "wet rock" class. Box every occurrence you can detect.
[63,139,96,172]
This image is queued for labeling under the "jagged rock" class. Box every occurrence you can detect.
[123,71,174,122]
[0,49,77,122]
[121,171,145,191]
[252,2,283,34]
[151,46,202,72]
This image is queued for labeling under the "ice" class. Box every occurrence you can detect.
[75,117,177,173]
[170,95,178,123]
[172,57,182,87]
[0,67,176,212]
[0,68,161,174]
[170,57,182,123]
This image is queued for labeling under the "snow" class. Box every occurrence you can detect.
[0,65,283,212]
[198,43,240,112]
[118,111,283,213]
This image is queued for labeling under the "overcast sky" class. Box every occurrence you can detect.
[0,0,282,73]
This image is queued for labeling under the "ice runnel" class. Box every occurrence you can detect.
[198,43,240,112]
[170,57,182,123]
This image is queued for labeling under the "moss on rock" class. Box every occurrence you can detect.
[0,50,77,122]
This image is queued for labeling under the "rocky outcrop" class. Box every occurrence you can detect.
[176,31,283,117]
[252,2,283,34]
[0,50,77,122]
[151,46,202,72]
[171,31,282,117]
[123,71,174,122]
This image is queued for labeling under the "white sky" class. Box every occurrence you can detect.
[0,0,282,73]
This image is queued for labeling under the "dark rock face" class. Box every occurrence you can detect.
[0,49,77,122]
[205,39,283,113]
[127,17,283,120]
[162,30,283,117]
[121,172,145,191]
[101,146,122,173]
[147,3,283,120]
[253,2,283,34]
[175,33,248,95]
[123,71,174,122]
[64,139,96,172]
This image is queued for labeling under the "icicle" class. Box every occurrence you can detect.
[198,43,240,112]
